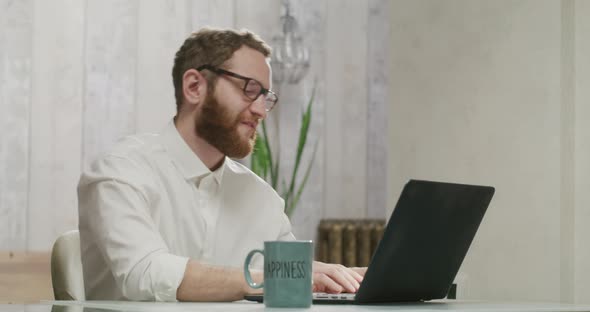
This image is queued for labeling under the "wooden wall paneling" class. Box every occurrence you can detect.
[0,0,33,250]
[0,0,390,251]
[135,0,190,133]
[366,0,390,219]
[82,0,139,168]
[233,0,280,47]
[324,0,369,218]
[283,0,327,240]
[190,0,236,30]
[28,0,85,251]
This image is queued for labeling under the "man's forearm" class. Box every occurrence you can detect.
[176,259,262,301]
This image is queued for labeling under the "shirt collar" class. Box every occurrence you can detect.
[161,120,226,185]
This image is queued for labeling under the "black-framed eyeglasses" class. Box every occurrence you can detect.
[197,65,278,112]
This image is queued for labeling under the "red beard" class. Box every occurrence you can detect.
[195,92,257,159]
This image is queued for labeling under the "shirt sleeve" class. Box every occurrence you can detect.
[78,155,189,301]
[276,197,297,241]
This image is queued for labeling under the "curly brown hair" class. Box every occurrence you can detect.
[171,28,271,112]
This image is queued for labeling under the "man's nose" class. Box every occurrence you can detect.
[250,95,267,119]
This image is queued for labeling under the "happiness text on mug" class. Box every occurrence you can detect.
[265,261,307,279]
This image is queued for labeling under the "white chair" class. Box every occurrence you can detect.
[51,230,85,300]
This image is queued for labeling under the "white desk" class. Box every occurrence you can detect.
[22,300,588,312]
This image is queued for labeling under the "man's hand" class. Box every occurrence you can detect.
[312,261,367,294]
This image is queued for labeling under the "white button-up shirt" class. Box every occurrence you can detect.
[78,121,295,301]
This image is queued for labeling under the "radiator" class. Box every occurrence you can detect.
[316,219,386,267]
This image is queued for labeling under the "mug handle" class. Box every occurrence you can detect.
[244,249,264,289]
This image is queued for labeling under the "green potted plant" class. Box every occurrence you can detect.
[250,88,319,218]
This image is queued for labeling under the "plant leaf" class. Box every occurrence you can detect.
[251,136,269,180]
[250,138,266,179]
[250,84,319,219]
[261,120,276,185]
[285,86,316,208]
[287,139,319,217]
[272,154,280,190]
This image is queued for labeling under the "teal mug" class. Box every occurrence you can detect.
[244,240,313,308]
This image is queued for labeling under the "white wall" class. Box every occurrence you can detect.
[389,0,589,303]
[0,0,389,250]
[574,0,590,302]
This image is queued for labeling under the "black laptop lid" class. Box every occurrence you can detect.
[355,180,494,304]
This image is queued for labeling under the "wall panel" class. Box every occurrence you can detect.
[279,0,327,240]
[325,0,369,218]
[190,0,235,30]
[574,0,590,304]
[560,0,575,303]
[0,1,389,258]
[83,0,139,168]
[28,0,84,250]
[366,0,391,219]
[0,0,33,250]
[135,0,189,134]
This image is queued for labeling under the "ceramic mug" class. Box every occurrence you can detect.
[244,240,313,308]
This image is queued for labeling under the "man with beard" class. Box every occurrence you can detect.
[77,28,365,302]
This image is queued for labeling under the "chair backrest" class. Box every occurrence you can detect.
[51,230,85,300]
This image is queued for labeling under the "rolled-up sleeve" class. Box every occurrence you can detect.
[78,155,188,301]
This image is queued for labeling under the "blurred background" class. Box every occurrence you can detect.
[1,0,589,305]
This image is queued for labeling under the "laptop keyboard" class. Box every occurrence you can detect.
[313,292,356,301]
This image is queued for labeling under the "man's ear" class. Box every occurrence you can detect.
[182,69,207,108]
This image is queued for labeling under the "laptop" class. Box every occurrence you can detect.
[245,179,495,304]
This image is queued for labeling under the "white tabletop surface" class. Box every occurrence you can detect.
[39,300,590,312]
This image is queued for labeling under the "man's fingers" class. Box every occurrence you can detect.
[345,267,364,283]
[312,262,369,294]
[324,266,357,293]
[314,273,343,294]
[350,267,367,281]
[337,265,361,291]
